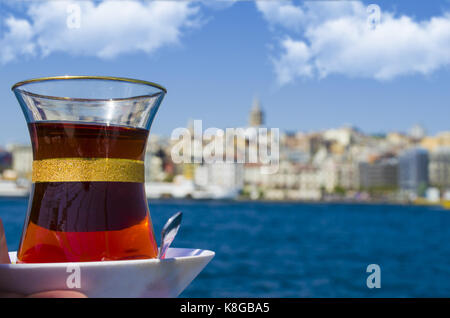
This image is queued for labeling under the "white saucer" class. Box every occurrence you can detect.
[0,248,214,298]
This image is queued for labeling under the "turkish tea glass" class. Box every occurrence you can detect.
[12,76,166,263]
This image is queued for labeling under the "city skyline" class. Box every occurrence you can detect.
[0,98,443,148]
[0,0,449,146]
[4,108,450,203]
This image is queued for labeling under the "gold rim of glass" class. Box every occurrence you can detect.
[11,75,167,94]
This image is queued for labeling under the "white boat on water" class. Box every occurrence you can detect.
[145,181,194,199]
[0,180,29,198]
[145,181,239,200]
[192,185,240,200]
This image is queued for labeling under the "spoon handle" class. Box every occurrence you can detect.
[158,211,183,259]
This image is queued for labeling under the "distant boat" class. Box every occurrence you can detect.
[145,181,195,199]
[0,180,29,198]
[145,181,239,200]
[192,186,239,200]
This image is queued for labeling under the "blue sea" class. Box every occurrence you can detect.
[1,198,450,297]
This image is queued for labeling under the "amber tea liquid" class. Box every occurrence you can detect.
[17,122,158,263]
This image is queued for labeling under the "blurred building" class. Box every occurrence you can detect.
[323,126,355,147]
[359,158,398,190]
[409,124,426,140]
[145,153,165,182]
[429,147,450,190]
[296,165,322,200]
[268,161,298,190]
[10,145,33,178]
[243,163,263,187]
[338,161,360,190]
[319,157,339,193]
[145,135,171,182]
[195,162,244,191]
[244,162,323,201]
[386,132,412,148]
[398,148,429,194]
[0,150,12,172]
[421,132,450,152]
[248,97,264,127]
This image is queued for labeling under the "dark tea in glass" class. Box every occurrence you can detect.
[12,76,166,263]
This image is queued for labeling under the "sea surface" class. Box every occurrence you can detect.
[1,198,450,297]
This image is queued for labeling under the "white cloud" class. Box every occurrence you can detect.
[257,1,450,85]
[255,1,305,31]
[0,17,35,63]
[0,0,201,63]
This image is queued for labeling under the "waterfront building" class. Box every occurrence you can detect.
[264,189,285,200]
[10,144,32,178]
[0,150,12,172]
[319,157,339,193]
[244,160,292,191]
[144,154,166,182]
[243,163,263,187]
[269,160,298,189]
[359,158,398,190]
[429,147,450,190]
[195,162,244,191]
[296,165,322,200]
[145,135,172,182]
[338,161,360,190]
[315,156,359,192]
[398,148,429,194]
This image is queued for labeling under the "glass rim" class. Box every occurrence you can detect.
[11,75,167,99]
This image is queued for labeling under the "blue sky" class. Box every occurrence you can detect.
[0,0,449,146]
